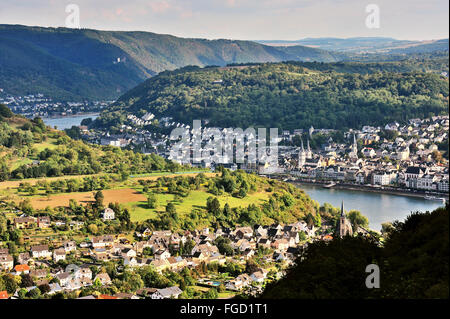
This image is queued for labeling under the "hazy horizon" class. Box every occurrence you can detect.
[0,0,448,41]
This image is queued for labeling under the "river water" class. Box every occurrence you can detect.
[295,183,446,231]
[42,113,99,130]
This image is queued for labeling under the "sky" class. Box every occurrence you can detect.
[0,0,448,41]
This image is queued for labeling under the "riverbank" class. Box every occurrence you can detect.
[289,180,445,231]
[40,112,100,119]
[284,179,448,201]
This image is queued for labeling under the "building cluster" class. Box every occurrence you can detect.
[76,111,449,196]
[0,92,110,118]
[1,206,329,299]
[287,116,449,194]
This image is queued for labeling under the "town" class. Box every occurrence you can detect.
[74,111,449,197]
[0,91,111,118]
[0,197,361,300]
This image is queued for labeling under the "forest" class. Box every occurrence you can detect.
[96,61,449,132]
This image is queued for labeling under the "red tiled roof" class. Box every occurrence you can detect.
[15,264,30,272]
[0,291,8,299]
[98,294,117,299]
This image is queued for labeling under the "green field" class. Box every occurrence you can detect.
[126,189,272,223]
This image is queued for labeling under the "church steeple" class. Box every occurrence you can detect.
[298,138,306,168]
[306,139,312,159]
[350,134,358,159]
[336,200,353,237]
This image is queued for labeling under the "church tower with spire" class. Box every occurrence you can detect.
[298,139,307,168]
[349,134,358,159]
[336,201,353,238]
[306,139,313,159]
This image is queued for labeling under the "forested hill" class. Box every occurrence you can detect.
[95,62,449,131]
[0,104,180,182]
[0,24,341,101]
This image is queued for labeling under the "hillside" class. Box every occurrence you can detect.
[0,24,341,101]
[0,104,180,182]
[260,205,449,299]
[94,62,449,131]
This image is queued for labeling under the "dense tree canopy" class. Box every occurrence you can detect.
[97,62,449,132]
[261,205,449,299]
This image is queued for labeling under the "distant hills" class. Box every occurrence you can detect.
[1,25,447,102]
[258,37,449,54]
[0,25,342,101]
[94,62,449,132]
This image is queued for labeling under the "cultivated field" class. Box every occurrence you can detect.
[29,188,147,210]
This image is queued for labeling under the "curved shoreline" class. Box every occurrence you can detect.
[287,179,448,201]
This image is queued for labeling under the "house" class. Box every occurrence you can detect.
[56,272,72,287]
[114,292,139,299]
[98,294,118,299]
[235,226,254,239]
[94,273,112,286]
[14,264,30,275]
[226,274,252,291]
[0,291,8,299]
[154,249,171,260]
[31,245,52,259]
[121,248,137,259]
[53,248,66,262]
[250,270,267,283]
[0,254,14,271]
[167,256,187,271]
[75,265,93,280]
[152,286,183,299]
[48,283,63,295]
[102,208,115,221]
[136,288,158,298]
[123,257,138,267]
[37,216,51,228]
[63,241,77,253]
[150,259,170,273]
[92,248,109,261]
[271,239,289,251]
[14,217,35,229]
[91,235,114,248]
[30,269,47,279]
[18,252,31,265]
[257,238,271,249]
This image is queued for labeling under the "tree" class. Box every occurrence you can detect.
[206,197,221,216]
[20,274,34,288]
[203,288,218,299]
[1,274,18,294]
[381,222,394,238]
[347,210,369,230]
[166,202,177,215]
[38,283,51,294]
[147,193,158,209]
[94,191,104,209]
[88,224,98,235]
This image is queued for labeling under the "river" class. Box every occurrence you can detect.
[42,113,99,130]
[295,183,446,231]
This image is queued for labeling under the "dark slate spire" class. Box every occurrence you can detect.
[341,201,345,217]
